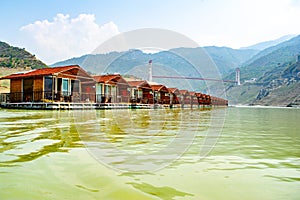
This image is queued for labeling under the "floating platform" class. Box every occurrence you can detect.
[0,102,212,110]
[0,102,153,110]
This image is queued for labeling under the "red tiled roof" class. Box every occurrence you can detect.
[179,90,189,95]
[0,65,82,79]
[93,74,121,83]
[127,81,143,87]
[127,80,151,89]
[151,84,169,92]
[168,88,179,94]
[195,92,202,97]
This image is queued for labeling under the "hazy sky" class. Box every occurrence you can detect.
[1,0,300,64]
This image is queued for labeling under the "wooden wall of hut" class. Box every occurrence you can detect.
[10,79,22,102]
[33,77,43,102]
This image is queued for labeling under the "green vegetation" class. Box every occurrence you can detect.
[225,84,262,105]
[204,46,258,73]
[0,41,48,69]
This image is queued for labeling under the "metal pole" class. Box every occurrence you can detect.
[148,60,152,82]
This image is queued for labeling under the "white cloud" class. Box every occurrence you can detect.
[191,0,300,48]
[20,13,120,64]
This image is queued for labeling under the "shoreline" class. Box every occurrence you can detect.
[230,104,300,109]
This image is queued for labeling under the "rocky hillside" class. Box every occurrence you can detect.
[0,41,47,69]
[252,61,300,106]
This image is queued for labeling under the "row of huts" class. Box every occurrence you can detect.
[0,65,228,108]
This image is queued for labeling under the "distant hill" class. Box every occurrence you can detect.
[240,35,296,51]
[203,46,258,73]
[0,41,47,69]
[52,46,257,75]
[242,35,300,68]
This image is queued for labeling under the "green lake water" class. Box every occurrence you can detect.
[0,107,299,199]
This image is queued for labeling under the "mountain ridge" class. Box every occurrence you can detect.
[240,34,296,51]
[52,46,259,76]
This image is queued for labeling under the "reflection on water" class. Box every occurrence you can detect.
[73,108,220,172]
[0,107,300,200]
[128,182,193,199]
[0,110,82,166]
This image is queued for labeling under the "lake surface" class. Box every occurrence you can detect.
[0,107,299,199]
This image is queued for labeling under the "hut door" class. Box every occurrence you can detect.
[56,78,62,100]
[71,80,80,102]
[23,78,33,102]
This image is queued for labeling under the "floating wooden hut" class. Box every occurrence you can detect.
[179,90,190,105]
[127,80,153,104]
[189,91,199,105]
[93,74,130,103]
[211,96,228,106]
[0,65,96,103]
[168,88,180,105]
[196,93,211,105]
[150,84,170,104]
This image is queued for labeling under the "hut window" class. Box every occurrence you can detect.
[105,85,111,95]
[62,78,70,95]
[71,80,80,93]
[44,76,53,92]
[131,88,137,98]
[138,90,143,98]
[96,83,102,94]
[111,85,116,96]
